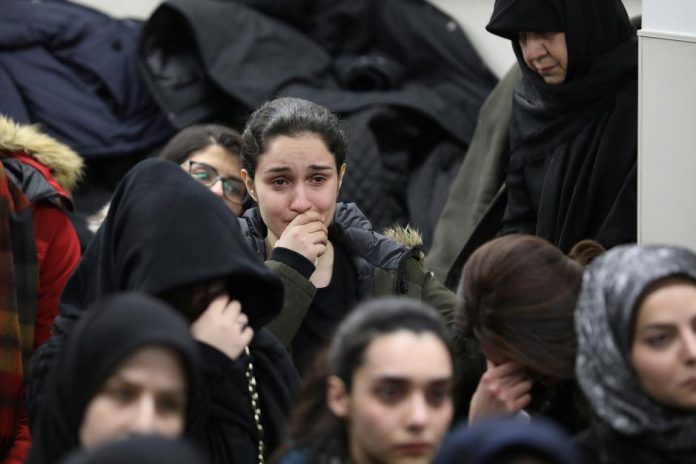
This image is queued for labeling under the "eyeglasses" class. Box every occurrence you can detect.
[184,160,246,205]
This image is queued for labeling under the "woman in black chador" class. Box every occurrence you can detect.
[28,159,299,464]
[486,0,637,252]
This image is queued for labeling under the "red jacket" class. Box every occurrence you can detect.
[1,116,83,464]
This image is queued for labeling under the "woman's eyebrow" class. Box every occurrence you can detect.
[636,323,676,334]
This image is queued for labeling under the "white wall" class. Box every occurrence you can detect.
[72,0,643,78]
[638,0,696,248]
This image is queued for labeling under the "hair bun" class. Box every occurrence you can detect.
[568,239,606,267]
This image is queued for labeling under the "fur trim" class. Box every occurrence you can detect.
[383,225,425,262]
[0,116,84,194]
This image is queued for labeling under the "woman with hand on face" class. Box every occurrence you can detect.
[238,97,455,372]
[457,235,596,433]
[486,0,638,252]
[28,293,200,464]
[28,159,298,464]
[575,245,696,464]
[277,297,455,464]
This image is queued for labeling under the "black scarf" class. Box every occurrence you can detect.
[28,293,201,464]
[487,0,638,251]
[61,435,207,464]
[56,158,283,331]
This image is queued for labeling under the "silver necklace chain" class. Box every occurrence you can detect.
[244,346,265,463]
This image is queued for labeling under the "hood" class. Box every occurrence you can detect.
[59,159,283,330]
[0,116,83,195]
[382,224,424,262]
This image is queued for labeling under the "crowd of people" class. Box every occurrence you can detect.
[1,0,694,463]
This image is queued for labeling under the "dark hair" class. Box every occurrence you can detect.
[277,297,452,463]
[241,97,347,178]
[568,239,606,267]
[158,124,242,164]
[456,235,583,381]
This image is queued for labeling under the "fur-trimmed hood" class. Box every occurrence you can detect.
[383,225,425,262]
[0,116,84,194]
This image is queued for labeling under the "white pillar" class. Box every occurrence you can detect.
[639,1,696,247]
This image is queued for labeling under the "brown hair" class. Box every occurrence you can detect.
[456,234,583,381]
[568,239,606,267]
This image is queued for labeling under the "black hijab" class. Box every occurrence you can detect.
[60,435,208,464]
[487,0,638,251]
[55,158,283,332]
[28,293,201,464]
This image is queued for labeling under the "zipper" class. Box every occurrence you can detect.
[395,245,422,294]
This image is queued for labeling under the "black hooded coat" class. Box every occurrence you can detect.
[27,293,201,464]
[28,159,299,463]
[487,0,638,252]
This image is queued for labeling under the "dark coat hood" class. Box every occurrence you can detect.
[57,158,283,331]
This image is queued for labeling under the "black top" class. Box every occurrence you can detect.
[487,0,638,252]
[291,242,357,373]
[28,293,201,464]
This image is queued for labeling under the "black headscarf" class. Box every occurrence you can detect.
[575,245,696,462]
[28,293,201,464]
[55,158,283,331]
[434,417,579,464]
[60,435,208,464]
[487,0,638,252]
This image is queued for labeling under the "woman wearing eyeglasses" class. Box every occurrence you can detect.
[158,124,247,215]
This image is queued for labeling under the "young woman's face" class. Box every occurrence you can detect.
[185,144,245,215]
[242,134,345,242]
[328,331,454,464]
[79,346,187,449]
[631,278,696,410]
[518,32,568,84]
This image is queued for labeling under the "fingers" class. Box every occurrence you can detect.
[288,211,327,227]
[237,312,248,328]
[239,326,254,347]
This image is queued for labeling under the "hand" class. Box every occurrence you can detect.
[191,295,253,360]
[274,211,328,263]
[468,360,533,422]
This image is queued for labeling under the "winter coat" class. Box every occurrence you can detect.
[140,0,497,244]
[0,115,82,464]
[0,0,173,160]
[426,65,521,287]
[238,202,456,348]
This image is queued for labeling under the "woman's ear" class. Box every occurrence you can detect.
[338,163,347,191]
[326,375,349,418]
[241,169,257,202]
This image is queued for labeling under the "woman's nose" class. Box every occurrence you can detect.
[405,394,430,430]
[524,35,547,62]
[682,331,696,363]
[129,397,158,434]
[290,186,312,212]
[209,178,225,199]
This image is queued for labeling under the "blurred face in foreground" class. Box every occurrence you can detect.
[328,330,454,464]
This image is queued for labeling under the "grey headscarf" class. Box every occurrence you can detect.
[576,244,696,454]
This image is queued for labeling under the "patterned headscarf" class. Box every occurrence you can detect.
[575,244,696,452]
